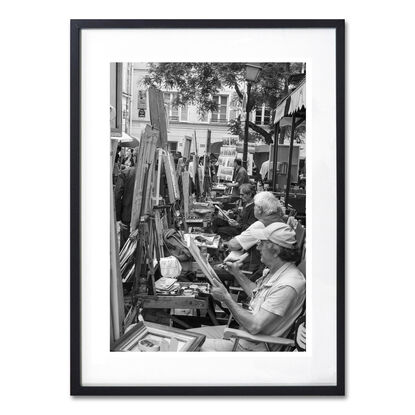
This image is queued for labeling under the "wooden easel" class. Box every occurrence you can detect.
[202,129,212,195]
[148,86,168,150]
[182,171,190,219]
[125,87,223,327]
[183,136,192,160]
[130,87,172,295]
[191,130,202,198]
[130,125,159,231]
[162,151,180,203]
[110,139,124,343]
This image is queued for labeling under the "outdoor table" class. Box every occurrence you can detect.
[136,292,219,326]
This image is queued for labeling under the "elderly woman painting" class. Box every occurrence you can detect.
[191,222,306,351]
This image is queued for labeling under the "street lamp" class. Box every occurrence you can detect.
[243,64,262,170]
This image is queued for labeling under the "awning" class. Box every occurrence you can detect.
[280,116,305,128]
[110,132,140,148]
[274,79,306,124]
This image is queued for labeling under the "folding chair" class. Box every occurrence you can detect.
[223,308,306,351]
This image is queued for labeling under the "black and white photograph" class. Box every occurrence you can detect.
[5,0,415,411]
[110,62,307,353]
[71,20,344,394]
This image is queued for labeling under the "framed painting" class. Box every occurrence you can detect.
[112,322,206,352]
[71,19,345,395]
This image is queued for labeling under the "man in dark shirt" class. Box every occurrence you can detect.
[114,166,136,250]
[226,158,250,200]
[212,183,256,238]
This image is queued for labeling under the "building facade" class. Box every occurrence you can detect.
[127,63,273,155]
[128,63,241,155]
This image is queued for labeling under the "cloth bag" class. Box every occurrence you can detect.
[159,256,182,279]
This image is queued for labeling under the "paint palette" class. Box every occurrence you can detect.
[179,282,210,296]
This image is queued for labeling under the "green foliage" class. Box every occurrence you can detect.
[143,62,305,140]
[282,124,306,143]
[227,118,266,143]
[227,117,243,138]
[143,63,246,115]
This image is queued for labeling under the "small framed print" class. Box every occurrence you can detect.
[71,19,345,396]
[112,322,206,352]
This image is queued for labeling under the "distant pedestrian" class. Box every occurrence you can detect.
[114,166,136,250]
[123,148,135,168]
[260,159,270,181]
[226,158,249,200]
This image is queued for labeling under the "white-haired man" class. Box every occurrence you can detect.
[191,222,306,351]
[225,192,285,269]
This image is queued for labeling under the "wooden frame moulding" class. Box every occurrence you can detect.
[182,171,190,219]
[130,125,158,231]
[162,151,180,202]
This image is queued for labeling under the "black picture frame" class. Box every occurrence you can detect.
[70,19,345,396]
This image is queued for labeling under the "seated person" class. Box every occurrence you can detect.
[225,191,285,274]
[212,183,256,239]
[225,158,250,202]
[191,222,306,351]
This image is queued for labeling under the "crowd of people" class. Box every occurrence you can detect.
[114,145,306,352]
[192,189,306,351]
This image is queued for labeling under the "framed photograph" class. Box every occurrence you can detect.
[112,322,206,352]
[71,20,345,395]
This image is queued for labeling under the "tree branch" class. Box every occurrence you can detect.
[234,83,244,101]
[248,121,273,144]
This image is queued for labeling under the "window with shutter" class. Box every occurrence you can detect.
[163,92,179,121]
[255,106,272,125]
[255,110,262,125]
[264,108,271,125]
[211,95,228,123]
[168,142,178,152]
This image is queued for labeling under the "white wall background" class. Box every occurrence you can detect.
[1,0,414,413]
